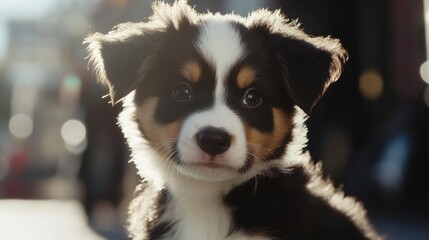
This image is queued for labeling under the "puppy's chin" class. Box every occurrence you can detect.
[175,162,242,182]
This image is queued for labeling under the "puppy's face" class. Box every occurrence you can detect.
[85,2,346,182]
[134,20,295,181]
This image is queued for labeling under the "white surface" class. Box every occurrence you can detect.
[0,199,104,240]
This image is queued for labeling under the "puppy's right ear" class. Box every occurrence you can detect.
[84,23,157,104]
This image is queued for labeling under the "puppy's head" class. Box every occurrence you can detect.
[85,1,347,182]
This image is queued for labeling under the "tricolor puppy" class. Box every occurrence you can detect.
[85,1,382,239]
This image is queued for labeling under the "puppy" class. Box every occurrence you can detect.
[85,1,382,239]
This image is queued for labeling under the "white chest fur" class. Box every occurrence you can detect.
[157,173,269,240]
[163,196,231,240]
[158,173,232,240]
[160,197,269,240]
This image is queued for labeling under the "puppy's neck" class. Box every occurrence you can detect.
[160,171,233,240]
[166,170,231,199]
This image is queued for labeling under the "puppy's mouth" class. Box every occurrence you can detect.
[188,162,232,169]
[171,150,254,173]
[172,152,235,169]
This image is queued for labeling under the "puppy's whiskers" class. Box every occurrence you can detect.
[248,142,278,161]
[150,138,178,156]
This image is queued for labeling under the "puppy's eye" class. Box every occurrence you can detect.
[172,83,193,101]
[242,88,262,108]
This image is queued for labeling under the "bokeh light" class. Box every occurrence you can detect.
[374,134,410,194]
[60,74,82,105]
[419,60,429,84]
[359,69,384,101]
[61,119,87,147]
[9,113,34,139]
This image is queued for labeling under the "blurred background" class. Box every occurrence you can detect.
[0,0,428,239]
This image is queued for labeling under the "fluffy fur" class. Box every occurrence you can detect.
[85,1,382,239]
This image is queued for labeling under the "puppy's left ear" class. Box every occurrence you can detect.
[277,35,347,114]
[84,23,157,105]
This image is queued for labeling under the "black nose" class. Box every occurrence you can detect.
[196,127,231,156]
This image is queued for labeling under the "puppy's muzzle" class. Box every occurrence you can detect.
[196,127,231,156]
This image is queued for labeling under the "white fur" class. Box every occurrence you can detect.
[196,17,244,102]
[156,162,277,240]
[176,103,248,181]
[175,19,249,182]
[160,181,231,240]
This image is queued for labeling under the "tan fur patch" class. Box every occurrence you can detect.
[244,107,291,163]
[237,66,256,89]
[181,60,201,83]
[137,98,183,156]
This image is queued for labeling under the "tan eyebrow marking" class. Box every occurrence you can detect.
[237,66,257,89]
[181,60,202,83]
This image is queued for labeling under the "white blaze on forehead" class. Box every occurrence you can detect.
[176,17,249,182]
[195,18,244,102]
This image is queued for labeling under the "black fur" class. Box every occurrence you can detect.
[225,167,365,240]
